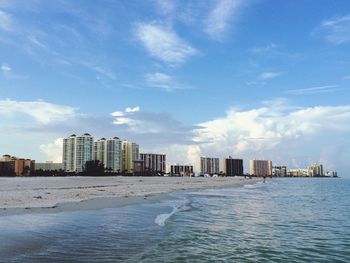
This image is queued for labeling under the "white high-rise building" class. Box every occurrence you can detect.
[94,138,107,167]
[94,137,122,172]
[200,157,220,175]
[63,133,93,172]
[122,140,139,172]
[308,163,323,177]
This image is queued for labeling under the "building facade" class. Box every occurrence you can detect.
[122,140,139,172]
[63,133,93,172]
[0,155,35,176]
[169,164,194,176]
[35,161,63,171]
[93,137,122,172]
[272,166,287,177]
[308,163,324,177]
[249,160,272,176]
[287,169,309,177]
[140,153,166,173]
[223,157,243,176]
[200,157,220,175]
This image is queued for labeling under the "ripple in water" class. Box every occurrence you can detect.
[0,178,349,263]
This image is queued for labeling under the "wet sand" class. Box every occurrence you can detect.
[0,176,260,215]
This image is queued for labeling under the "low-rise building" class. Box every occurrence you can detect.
[35,161,63,171]
[272,166,287,177]
[169,164,194,176]
[0,155,35,176]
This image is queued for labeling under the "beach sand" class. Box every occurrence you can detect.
[0,176,260,215]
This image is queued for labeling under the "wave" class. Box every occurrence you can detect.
[154,200,190,227]
[244,181,267,189]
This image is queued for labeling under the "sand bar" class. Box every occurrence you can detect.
[0,176,260,215]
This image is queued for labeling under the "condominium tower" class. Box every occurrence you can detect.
[249,160,272,176]
[223,157,243,176]
[63,133,93,172]
[140,153,166,173]
[200,157,220,175]
[122,140,139,172]
[94,137,122,172]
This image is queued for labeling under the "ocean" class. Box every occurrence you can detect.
[0,178,349,262]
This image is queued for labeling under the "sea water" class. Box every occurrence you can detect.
[0,178,349,262]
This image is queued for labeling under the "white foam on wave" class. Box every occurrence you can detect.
[154,207,178,227]
[154,199,190,227]
[244,181,267,189]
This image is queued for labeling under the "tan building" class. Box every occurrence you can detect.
[249,160,272,176]
[0,155,35,176]
[122,140,139,172]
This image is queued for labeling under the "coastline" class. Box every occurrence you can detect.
[0,176,261,216]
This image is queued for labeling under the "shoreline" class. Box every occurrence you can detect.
[0,176,261,216]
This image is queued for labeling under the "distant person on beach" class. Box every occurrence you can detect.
[263,175,266,183]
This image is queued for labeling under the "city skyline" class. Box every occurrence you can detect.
[1,1,350,176]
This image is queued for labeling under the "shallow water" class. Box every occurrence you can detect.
[0,178,349,262]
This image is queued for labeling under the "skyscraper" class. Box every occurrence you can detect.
[93,137,122,172]
[249,160,272,176]
[223,157,243,176]
[200,157,220,175]
[63,133,93,172]
[122,140,139,172]
[140,153,166,173]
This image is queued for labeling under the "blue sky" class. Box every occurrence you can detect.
[1,0,350,175]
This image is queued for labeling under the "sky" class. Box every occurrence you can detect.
[1,0,350,175]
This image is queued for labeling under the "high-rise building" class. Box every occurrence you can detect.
[200,157,220,175]
[272,166,287,177]
[169,164,194,176]
[106,137,122,172]
[93,137,122,172]
[250,160,272,176]
[308,163,323,177]
[140,153,166,173]
[122,140,139,172]
[93,138,107,167]
[222,157,243,176]
[63,133,93,172]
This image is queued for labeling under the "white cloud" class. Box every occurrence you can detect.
[0,9,12,31]
[249,43,279,54]
[135,23,197,64]
[259,71,282,80]
[205,0,244,39]
[1,63,27,79]
[186,102,350,172]
[112,106,141,127]
[125,106,140,113]
[111,111,124,117]
[287,85,340,95]
[39,138,63,162]
[1,63,11,78]
[0,99,77,124]
[315,15,350,45]
[145,72,189,91]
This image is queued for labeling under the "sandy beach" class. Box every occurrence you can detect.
[0,176,259,214]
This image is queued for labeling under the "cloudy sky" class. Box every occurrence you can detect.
[1,0,350,175]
